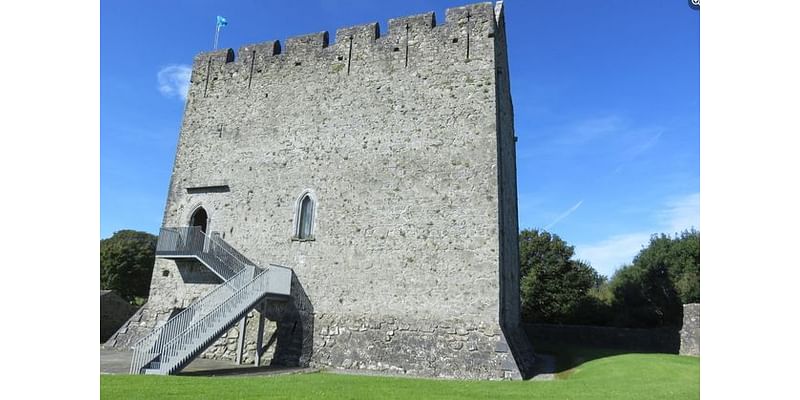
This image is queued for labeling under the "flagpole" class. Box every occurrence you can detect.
[213,25,220,49]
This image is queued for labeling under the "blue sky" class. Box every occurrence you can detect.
[101,0,699,278]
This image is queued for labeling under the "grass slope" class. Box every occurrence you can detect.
[101,354,699,400]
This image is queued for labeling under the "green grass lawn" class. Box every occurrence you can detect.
[101,353,699,400]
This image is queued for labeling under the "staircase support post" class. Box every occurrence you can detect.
[235,316,247,365]
[255,302,266,366]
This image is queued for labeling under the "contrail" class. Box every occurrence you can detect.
[545,200,584,230]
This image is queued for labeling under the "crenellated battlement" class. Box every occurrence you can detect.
[387,11,436,36]
[285,31,329,54]
[188,2,505,99]
[336,22,379,44]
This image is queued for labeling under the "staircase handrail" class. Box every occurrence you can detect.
[157,227,255,280]
[205,232,258,271]
[129,265,256,374]
[155,267,272,373]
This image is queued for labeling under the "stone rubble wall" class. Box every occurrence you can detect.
[100,291,139,343]
[200,311,279,365]
[104,302,171,351]
[679,303,700,356]
[311,314,520,380]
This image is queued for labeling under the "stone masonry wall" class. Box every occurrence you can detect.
[200,311,279,365]
[680,303,700,356]
[100,290,138,343]
[111,2,528,379]
[165,2,503,325]
[312,315,518,379]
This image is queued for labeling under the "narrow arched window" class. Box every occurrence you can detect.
[296,194,315,239]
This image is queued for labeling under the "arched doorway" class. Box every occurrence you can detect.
[190,207,208,234]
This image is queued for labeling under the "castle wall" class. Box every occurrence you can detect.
[110,2,528,379]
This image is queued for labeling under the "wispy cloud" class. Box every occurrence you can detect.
[628,129,664,156]
[545,200,584,230]
[554,115,625,146]
[157,65,192,100]
[612,127,665,173]
[521,114,665,165]
[659,192,700,233]
[574,192,700,277]
[574,232,652,278]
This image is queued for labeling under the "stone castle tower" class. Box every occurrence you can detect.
[108,1,535,379]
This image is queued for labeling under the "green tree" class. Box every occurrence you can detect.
[639,229,700,304]
[608,262,681,328]
[608,230,700,328]
[519,229,606,324]
[100,230,157,302]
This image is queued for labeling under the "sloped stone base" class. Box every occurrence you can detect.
[311,314,534,380]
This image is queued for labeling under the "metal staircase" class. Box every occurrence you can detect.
[153,227,256,281]
[129,227,292,375]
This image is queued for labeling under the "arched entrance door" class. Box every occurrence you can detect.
[189,207,208,234]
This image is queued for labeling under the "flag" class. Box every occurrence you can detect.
[213,15,228,49]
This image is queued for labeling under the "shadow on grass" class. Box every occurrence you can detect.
[178,365,316,377]
[524,323,681,376]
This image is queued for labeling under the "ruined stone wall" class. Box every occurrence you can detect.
[111,2,527,379]
[100,291,138,343]
[680,303,700,356]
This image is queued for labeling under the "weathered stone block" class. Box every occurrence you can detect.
[680,303,700,356]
